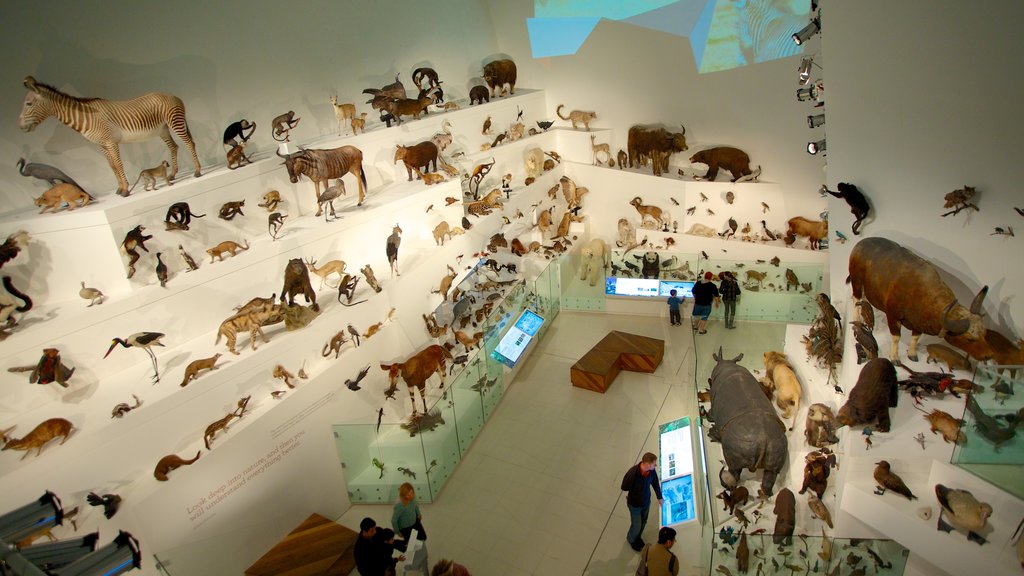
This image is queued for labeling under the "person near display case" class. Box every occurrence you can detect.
[355,517,404,576]
[621,452,663,551]
[718,271,741,329]
[392,483,428,543]
[638,526,679,576]
[666,289,683,326]
[691,272,720,334]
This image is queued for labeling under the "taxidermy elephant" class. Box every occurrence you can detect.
[579,238,609,286]
[708,348,788,496]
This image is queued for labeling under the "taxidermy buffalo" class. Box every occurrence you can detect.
[708,348,788,496]
[627,124,688,176]
[848,237,987,362]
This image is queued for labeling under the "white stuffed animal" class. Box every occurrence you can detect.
[523,147,545,179]
[579,238,610,286]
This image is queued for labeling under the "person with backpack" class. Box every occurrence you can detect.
[636,527,679,576]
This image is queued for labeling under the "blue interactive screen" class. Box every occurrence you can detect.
[659,416,696,526]
[605,277,661,297]
[659,281,696,298]
[491,310,546,368]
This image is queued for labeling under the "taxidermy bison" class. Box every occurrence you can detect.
[627,124,688,176]
[482,59,517,97]
[836,357,899,432]
[708,348,788,496]
[848,237,988,362]
[689,146,752,182]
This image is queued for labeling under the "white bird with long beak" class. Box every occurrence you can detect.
[104,332,165,383]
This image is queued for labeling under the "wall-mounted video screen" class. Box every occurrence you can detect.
[659,416,696,526]
[605,277,660,297]
[491,310,545,369]
[659,281,696,298]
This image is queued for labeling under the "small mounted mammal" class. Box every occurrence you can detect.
[0,417,73,460]
[822,182,870,235]
[154,451,200,481]
[268,212,287,240]
[226,142,254,169]
[482,59,517,96]
[629,196,666,229]
[351,112,367,134]
[257,190,282,212]
[164,201,205,231]
[34,183,92,213]
[219,200,245,220]
[361,265,382,293]
[271,111,300,141]
[329,96,356,135]
[111,394,142,418]
[322,331,349,359]
[127,160,172,194]
[180,353,222,387]
[222,119,256,148]
[412,67,441,90]
[783,217,827,250]
[281,258,318,311]
[122,225,153,279]
[556,105,596,131]
[469,85,490,105]
[206,240,249,262]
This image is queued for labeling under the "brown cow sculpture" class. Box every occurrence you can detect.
[381,344,453,415]
[395,141,439,181]
[848,237,988,362]
[279,146,368,214]
[627,124,688,176]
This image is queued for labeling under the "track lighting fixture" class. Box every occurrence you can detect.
[807,114,825,128]
[797,84,819,102]
[798,56,815,85]
[792,18,820,45]
[807,139,826,155]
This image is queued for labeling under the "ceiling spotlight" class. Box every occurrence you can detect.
[807,114,825,128]
[807,139,826,155]
[798,57,814,85]
[793,18,820,45]
[797,84,819,101]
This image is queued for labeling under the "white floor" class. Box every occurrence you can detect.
[339,310,787,576]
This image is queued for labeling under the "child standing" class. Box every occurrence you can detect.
[667,289,683,326]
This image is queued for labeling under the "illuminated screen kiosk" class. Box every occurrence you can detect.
[605,278,696,299]
[659,417,696,526]
[492,310,545,369]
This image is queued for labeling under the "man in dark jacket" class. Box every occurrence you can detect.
[621,452,663,551]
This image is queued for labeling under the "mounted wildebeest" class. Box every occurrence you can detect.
[627,124,688,176]
[279,146,368,214]
[848,237,988,362]
[708,348,788,496]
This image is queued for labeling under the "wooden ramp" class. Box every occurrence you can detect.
[570,331,665,393]
[245,513,357,576]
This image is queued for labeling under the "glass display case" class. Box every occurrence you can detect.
[709,534,909,576]
[951,364,1024,499]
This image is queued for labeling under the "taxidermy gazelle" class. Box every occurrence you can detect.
[591,135,611,166]
[305,258,347,289]
[329,96,357,135]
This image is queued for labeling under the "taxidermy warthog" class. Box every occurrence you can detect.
[848,236,988,362]
[708,348,788,496]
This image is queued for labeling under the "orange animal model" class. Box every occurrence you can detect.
[0,417,73,460]
[380,344,453,415]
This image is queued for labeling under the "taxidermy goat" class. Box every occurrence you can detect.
[823,182,870,234]
[127,161,172,194]
[630,196,666,229]
[556,104,596,130]
[7,348,75,387]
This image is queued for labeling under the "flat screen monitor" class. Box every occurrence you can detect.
[659,281,696,298]
[659,416,696,526]
[605,277,660,297]
[491,310,545,368]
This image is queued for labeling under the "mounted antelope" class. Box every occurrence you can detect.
[305,258,347,289]
[1,417,73,460]
[591,135,611,166]
[18,77,202,197]
[279,146,368,214]
[329,96,356,135]
[381,344,453,415]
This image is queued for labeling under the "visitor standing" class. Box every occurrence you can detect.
[392,483,428,543]
[621,452,663,551]
[666,289,683,326]
[638,526,680,576]
[691,272,721,334]
[719,271,741,329]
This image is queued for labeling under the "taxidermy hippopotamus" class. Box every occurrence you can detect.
[708,348,788,496]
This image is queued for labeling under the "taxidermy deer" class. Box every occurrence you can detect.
[591,135,611,165]
[0,418,73,460]
[329,96,356,135]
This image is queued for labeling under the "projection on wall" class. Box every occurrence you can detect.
[527,0,808,73]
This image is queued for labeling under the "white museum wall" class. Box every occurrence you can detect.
[1,0,500,210]
[822,0,1024,330]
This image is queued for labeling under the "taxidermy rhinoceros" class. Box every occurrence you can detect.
[708,348,788,496]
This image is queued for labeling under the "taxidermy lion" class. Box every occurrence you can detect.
[34,183,92,213]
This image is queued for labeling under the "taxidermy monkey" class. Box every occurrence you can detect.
[164,201,205,231]
[222,119,256,148]
[122,225,153,279]
[127,161,172,194]
[219,200,245,220]
[258,190,282,212]
[226,142,254,169]
[268,212,287,240]
[823,182,870,235]
[178,245,199,272]
[270,111,300,142]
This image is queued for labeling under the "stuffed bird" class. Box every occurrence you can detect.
[935,484,992,544]
[873,461,916,500]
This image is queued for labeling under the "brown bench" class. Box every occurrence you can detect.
[570,331,665,393]
[245,513,357,576]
